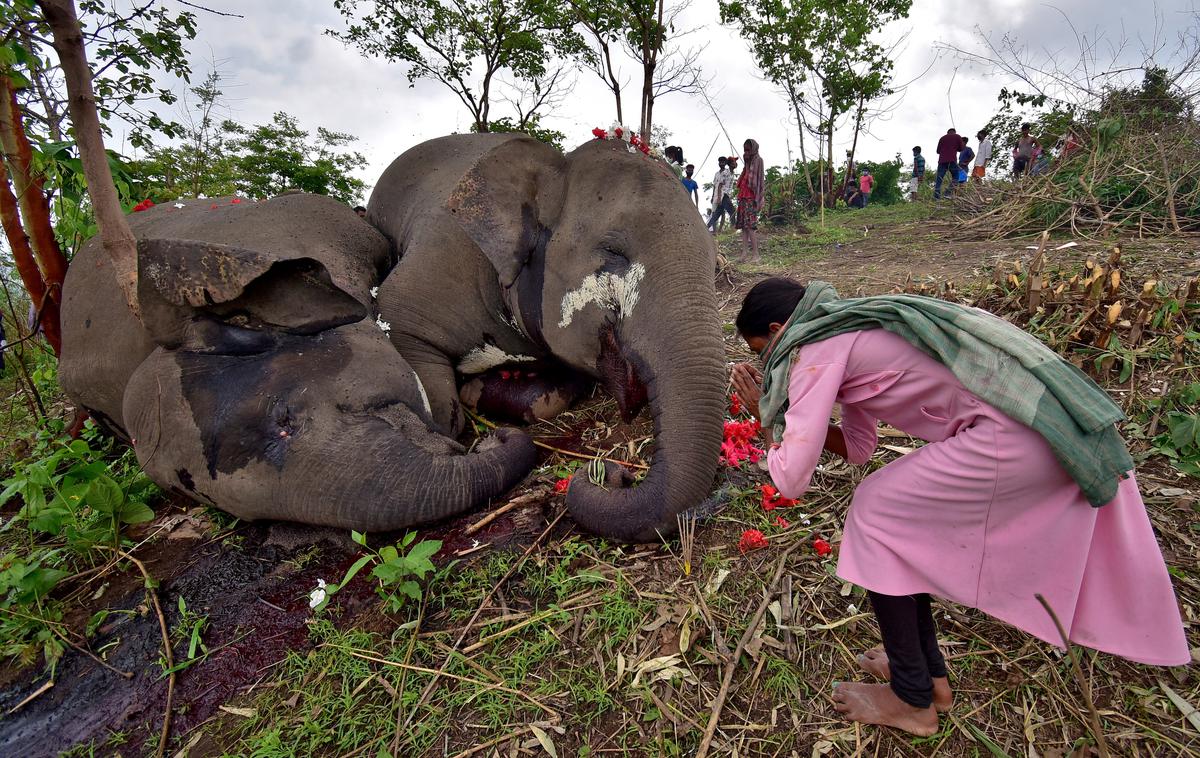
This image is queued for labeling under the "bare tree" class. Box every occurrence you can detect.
[500,66,575,131]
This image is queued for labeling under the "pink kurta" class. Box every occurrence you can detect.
[767,329,1189,666]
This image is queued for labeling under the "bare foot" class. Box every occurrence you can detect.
[856,646,953,712]
[832,682,939,736]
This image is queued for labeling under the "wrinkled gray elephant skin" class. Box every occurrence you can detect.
[59,134,726,541]
[60,193,534,531]
[371,134,725,541]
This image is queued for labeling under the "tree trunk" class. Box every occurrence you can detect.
[785,81,815,200]
[38,0,141,319]
[0,171,61,354]
[20,24,65,142]
[842,95,865,199]
[600,41,623,123]
[0,80,66,353]
[0,81,69,293]
[825,116,836,209]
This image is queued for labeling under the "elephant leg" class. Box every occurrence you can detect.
[408,354,465,436]
[459,364,591,425]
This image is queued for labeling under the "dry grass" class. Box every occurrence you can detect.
[201,229,1200,758]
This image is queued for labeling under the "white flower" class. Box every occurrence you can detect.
[198,193,207,199]
[309,579,327,609]
[369,286,379,298]
[173,202,185,209]
[848,603,858,614]
[627,144,637,153]
[471,539,481,549]
[376,315,391,333]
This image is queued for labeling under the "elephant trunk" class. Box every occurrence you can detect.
[565,271,725,543]
[290,425,538,532]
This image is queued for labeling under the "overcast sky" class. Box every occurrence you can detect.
[124,0,1200,196]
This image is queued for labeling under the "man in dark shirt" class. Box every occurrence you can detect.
[934,128,964,200]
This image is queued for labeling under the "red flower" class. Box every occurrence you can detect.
[613,127,623,138]
[499,370,512,380]
[738,529,769,553]
[592,127,608,140]
[639,143,651,155]
[231,197,242,204]
[132,199,154,212]
[813,537,833,557]
[719,419,764,467]
[210,203,218,210]
[554,476,572,494]
[774,515,791,529]
[760,483,797,511]
[729,392,743,417]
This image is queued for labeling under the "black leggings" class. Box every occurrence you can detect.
[867,591,948,709]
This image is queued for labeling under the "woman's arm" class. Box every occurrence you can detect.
[765,361,846,499]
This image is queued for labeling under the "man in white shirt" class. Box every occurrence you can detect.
[707,156,736,233]
[972,129,993,182]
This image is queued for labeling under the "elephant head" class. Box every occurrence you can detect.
[62,195,535,531]
[445,136,726,542]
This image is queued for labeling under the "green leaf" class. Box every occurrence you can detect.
[119,501,155,525]
[379,545,398,563]
[86,475,125,514]
[338,554,375,589]
[29,507,69,535]
[963,721,1012,758]
[351,530,368,546]
[406,540,442,564]
[19,567,69,601]
[1168,413,1200,451]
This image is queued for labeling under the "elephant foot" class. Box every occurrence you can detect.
[459,364,591,425]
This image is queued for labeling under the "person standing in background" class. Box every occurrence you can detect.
[859,170,874,207]
[735,139,765,263]
[957,138,974,178]
[910,147,925,200]
[708,156,735,233]
[972,130,992,181]
[682,164,699,208]
[1013,124,1038,177]
[933,128,964,200]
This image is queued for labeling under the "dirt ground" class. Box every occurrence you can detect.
[1,205,1198,757]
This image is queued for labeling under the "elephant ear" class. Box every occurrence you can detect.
[137,238,367,350]
[446,136,568,287]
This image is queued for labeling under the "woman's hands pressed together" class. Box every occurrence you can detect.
[730,362,763,419]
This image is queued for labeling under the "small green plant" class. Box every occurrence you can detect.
[161,596,209,675]
[1149,382,1200,477]
[312,531,443,614]
[1,426,158,551]
[0,553,68,668]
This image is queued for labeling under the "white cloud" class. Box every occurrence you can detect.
[131,0,1197,195]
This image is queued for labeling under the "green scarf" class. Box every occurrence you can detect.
[758,281,1133,507]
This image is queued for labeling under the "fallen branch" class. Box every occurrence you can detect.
[469,410,650,470]
[99,547,174,758]
[1035,593,1110,758]
[464,492,544,535]
[399,509,566,732]
[327,645,557,715]
[696,547,795,758]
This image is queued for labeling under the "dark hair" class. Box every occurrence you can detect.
[718,156,727,166]
[962,137,969,144]
[947,128,957,133]
[1021,122,1031,130]
[913,146,921,153]
[685,163,694,171]
[976,129,987,138]
[735,278,806,338]
[353,205,366,212]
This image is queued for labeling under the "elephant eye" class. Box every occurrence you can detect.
[599,244,628,262]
